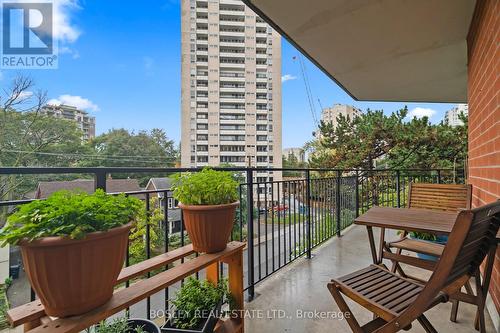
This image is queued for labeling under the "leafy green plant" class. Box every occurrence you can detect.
[172,168,238,205]
[86,317,146,333]
[0,189,143,246]
[171,277,232,329]
[3,277,12,289]
[410,232,437,241]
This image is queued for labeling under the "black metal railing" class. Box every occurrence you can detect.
[0,166,465,314]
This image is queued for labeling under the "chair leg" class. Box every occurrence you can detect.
[389,231,408,276]
[417,315,438,333]
[327,282,363,333]
[385,246,407,278]
[474,271,486,333]
[450,299,459,322]
[450,279,474,323]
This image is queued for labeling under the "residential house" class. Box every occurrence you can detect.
[145,178,182,234]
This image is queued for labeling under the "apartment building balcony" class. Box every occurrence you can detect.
[219,9,245,16]
[220,40,245,47]
[219,86,245,93]
[219,17,245,26]
[219,51,245,58]
[220,30,245,37]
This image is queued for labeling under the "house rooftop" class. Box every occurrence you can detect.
[34,179,143,199]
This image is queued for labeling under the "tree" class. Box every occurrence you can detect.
[81,128,179,185]
[0,75,87,200]
[387,114,467,170]
[309,108,408,170]
[308,106,467,172]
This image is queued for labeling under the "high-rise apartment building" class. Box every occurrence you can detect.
[41,104,96,141]
[444,104,468,127]
[315,104,362,139]
[181,0,282,183]
[321,104,362,128]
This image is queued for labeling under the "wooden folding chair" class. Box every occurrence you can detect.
[386,183,472,321]
[327,200,500,333]
[388,184,472,260]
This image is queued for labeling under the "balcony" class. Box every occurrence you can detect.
[2,167,496,332]
[245,226,496,333]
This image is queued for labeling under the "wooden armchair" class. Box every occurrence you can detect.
[327,200,500,333]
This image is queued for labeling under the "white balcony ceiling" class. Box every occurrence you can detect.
[243,0,476,103]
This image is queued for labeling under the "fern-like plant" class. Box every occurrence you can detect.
[172,168,239,205]
[0,189,143,246]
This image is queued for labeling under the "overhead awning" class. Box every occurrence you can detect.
[243,0,476,103]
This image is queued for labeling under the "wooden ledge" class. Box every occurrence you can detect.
[8,243,196,327]
[8,242,245,333]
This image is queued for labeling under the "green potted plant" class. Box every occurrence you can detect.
[88,317,160,333]
[0,189,143,317]
[161,277,231,333]
[172,168,239,253]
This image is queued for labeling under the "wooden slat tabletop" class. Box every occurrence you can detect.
[354,206,500,239]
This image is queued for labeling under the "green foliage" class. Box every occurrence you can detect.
[3,277,12,289]
[87,317,147,333]
[267,213,305,225]
[0,190,143,246]
[171,277,231,330]
[128,197,165,265]
[80,128,179,185]
[410,232,437,242]
[0,274,11,330]
[172,168,238,205]
[309,107,468,171]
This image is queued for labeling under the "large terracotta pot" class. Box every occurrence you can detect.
[179,202,239,253]
[19,223,132,317]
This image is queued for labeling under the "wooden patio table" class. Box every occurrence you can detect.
[354,206,500,331]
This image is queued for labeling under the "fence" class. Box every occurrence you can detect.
[0,167,464,316]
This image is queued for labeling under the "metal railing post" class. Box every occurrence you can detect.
[396,170,401,208]
[355,170,360,217]
[437,169,442,184]
[305,170,312,259]
[246,169,255,301]
[94,169,107,191]
[335,170,341,237]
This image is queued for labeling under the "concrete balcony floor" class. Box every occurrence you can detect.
[244,226,496,333]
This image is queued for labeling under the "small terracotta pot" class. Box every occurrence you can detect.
[179,202,239,253]
[19,223,132,317]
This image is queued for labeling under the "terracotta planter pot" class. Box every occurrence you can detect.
[19,223,132,317]
[179,202,239,253]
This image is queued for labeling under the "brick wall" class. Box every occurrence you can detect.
[467,0,499,312]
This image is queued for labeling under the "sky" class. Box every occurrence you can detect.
[1,0,457,149]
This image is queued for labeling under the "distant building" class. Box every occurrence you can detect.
[41,104,96,141]
[444,104,468,127]
[34,179,143,199]
[321,104,362,128]
[145,178,182,234]
[283,148,305,163]
[316,104,362,139]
